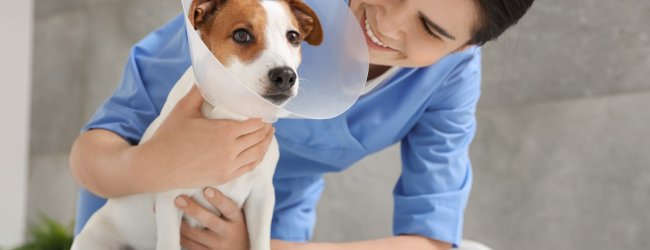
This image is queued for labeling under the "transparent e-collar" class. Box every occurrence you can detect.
[180,0,369,122]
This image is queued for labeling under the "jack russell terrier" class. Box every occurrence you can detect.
[72,0,323,249]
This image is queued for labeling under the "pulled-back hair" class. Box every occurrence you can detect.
[469,0,535,45]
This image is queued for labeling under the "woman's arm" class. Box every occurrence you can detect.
[70,86,274,198]
[176,190,451,250]
[272,237,452,250]
[70,129,147,198]
[176,191,451,250]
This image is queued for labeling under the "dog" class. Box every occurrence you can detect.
[71,0,322,249]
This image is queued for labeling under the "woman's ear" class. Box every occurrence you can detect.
[189,0,225,30]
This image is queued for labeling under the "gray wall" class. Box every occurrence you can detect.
[0,0,33,246]
[27,0,650,249]
[27,0,182,233]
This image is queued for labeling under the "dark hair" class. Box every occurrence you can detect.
[469,0,535,45]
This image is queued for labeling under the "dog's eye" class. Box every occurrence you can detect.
[233,29,253,44]
[287,31,301,46]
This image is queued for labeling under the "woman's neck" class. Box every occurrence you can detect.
[367,64,392,81]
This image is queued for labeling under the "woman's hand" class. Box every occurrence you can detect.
[271,240,305,250]
[175,187,250,250]
[136,85,275,191]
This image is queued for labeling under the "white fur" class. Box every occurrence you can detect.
[72,3,302,250]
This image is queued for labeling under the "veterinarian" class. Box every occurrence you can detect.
[70,0,535,249]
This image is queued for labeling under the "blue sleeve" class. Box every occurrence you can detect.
[74,13,191,235]
[393,49,481,247]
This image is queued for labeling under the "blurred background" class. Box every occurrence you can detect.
[1,0,649,249]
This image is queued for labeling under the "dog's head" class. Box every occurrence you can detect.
[189,0,323,106]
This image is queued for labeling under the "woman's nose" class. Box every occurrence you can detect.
[375,3,408,40]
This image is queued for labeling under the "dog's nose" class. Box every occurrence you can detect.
[268,67,297,91]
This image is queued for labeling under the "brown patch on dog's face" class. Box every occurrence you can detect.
[189,0,267,66]
[280,0,323,46]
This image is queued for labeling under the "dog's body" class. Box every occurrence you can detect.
[72,68,279,250]
[72,1,322,249]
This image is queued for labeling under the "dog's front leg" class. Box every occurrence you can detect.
[244,182,275,250]
[155,192,184,250]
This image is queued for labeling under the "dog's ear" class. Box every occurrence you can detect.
[189,0,224,30]
[286,0,323,46]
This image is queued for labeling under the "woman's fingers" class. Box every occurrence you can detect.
[233,118,268,136]
[180,234,210,250]
[235,124,272,152]
[177,85,206,116]
[175,195,227,234]
[203,187,244,222]
[234,126,274,167]
[210,118,266,139]
[240,127,274,171]
[176,193,250,250]
[180,220,219,249]
[229,126,274,178]
[259,127,274,156]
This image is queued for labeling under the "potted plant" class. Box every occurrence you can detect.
[11,216,73,250]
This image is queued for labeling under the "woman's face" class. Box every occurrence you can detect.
[349,0,479,67]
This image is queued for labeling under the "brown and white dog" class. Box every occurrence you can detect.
[71,0,322,249]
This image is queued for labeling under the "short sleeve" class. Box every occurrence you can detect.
[393,49,481,247]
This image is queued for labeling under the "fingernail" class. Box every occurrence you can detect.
[205,188,215,198]
[175,196,187,207]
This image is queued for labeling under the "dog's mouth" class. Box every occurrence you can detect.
[262,92,293,105]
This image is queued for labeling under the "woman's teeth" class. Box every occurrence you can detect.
[365,18,389,48]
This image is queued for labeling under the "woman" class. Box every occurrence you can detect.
[70,0,535,249]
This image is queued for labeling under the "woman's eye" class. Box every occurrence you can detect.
[233,29,253,44]
[286,31,301,46]
[420,17,442,40]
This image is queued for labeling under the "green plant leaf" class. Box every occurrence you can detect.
[12,215,74,250]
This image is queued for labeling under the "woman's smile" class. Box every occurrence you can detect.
[361,8,398,52]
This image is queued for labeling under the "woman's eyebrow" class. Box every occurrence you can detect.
[418,11,456,41]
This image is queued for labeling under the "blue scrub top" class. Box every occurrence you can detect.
[75,13,481,247]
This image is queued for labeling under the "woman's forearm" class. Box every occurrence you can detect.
[69,129,156,198]
[273,236,452,250]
